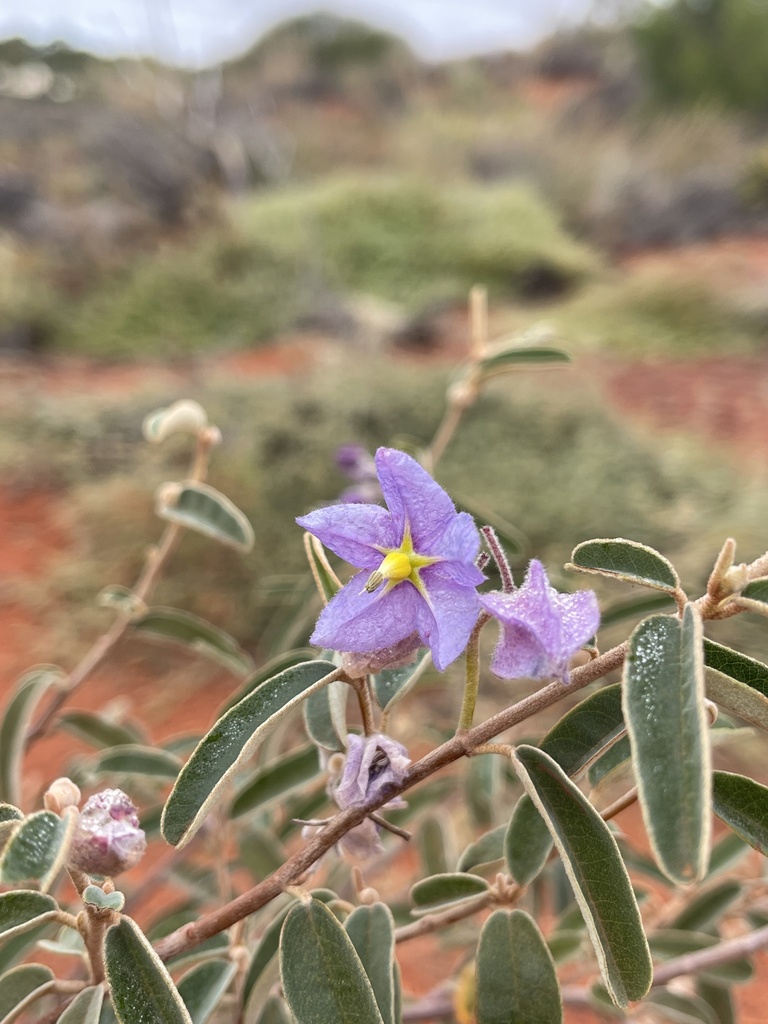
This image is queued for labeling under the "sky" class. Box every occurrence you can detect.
[0,0,607,68]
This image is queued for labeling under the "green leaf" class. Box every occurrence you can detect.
[512,745,652,1008]
[58,986,105,1024]
[58,711,143,749]
[344,904,396,1024]
[479,345,571,377]
[703,639,768,696]
[567,538,680,593]
[476,909,562,1024]
[105,916,192,1024]
[419,816,451,877]
[587,735,631,788]
[177,959,237,1024]
[0,666,64,806]
[161,661,337,847]
[0,809,77,891]
[97,585,146,618]
[623,607,711,884]
[142,400,207,444]
[645,989,719,1024]
[0,963,54,1020]
[539,683,626,777]
[279,899,384,1024]
[155,481,254,551]
[695,980,735,1024]
[457,823,506,873]
[409,873,490,914]
[239,826,286,879]
[505,794,553,886]
[736,577,768,616]
[705,671,768,731]
[253,996,291,1024]
[371,652,432,712]
[132,608,254,676]
[303,679,347,752]
[0,805,22,824]
[232,745,320,818]
[93,745,182,779]
[712,771,768,855]
[707,830,748,877]
[83,886,125,912]
[669,880,742,932]
[303,534,341,604]
[0,891,59,943]
[224,650,322,711]
[649,930,754,984]
[547,930,583,963]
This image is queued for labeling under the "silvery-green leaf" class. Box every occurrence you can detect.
[162,661,337,847]
[649,930,753,985]
[0,923,52,975]
[0,805,22,824]
[232,745,320,818]
[344,904,396,1024]
[466,753,501,830]
[409,873,490,915]
[0,891,58,943]
[58,986,105,1024]
[539,683,625,777]
[547,930,583,963]
[155,481,254,552]
[703,639,768,695]
[93,745,182,779]
[712,770,768,855]
[0,809,77,891]
[567,539,680,593]
[372,652,432,712]
[505,795,553,886]
[280,899,384,1024]
[97,586,147,618]
[669,879,742,932]
[303,679,347,752]
[105,917,192,1024]
[58,711,143,749]
[512,745,652,1009]
[253,996,291,1024]
[623,607,711,884]
[587,736,632,788]
[0,666,64,806]
[476,909,562,1024]
[707,830,748,877]
[177,959,237,1024]
[0,963,54,1020]
[132,608,254,677]
[479,345,571,378]
[735,577,768,616]
[645,989,719,1024]
[225,650,320,711]
[457,823,506,874]
[239,826,286,879]
[37,926,86,958]
[705,671,768,731]
[419,816,452,877]
[83,886,125,912]
[695,980,735,1024]
[142,400,207,444]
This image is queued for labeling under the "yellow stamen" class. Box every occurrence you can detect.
[364,524,442,595]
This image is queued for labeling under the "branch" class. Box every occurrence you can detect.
[652,923,768,987]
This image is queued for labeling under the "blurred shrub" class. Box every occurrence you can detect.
[633,0,768,113]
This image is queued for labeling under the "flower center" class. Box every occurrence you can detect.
[364,527,441,594]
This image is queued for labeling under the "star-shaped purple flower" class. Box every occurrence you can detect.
[296,447,484,672]
[479,559,600,682]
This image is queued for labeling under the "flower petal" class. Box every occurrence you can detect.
[431,512,485,586]
[490,622,551,680]
[375,448,456,548]
[311,573,421,653]
[297,503,395,568]
[416,572,480,671]
[554,588,601,651]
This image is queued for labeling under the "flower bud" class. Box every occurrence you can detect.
[69,789,146,877]
[44,778,81,814]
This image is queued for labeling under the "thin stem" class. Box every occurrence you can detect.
[368,812,411,841]
[456,612,491,732]
[481,525,515,591]
[652,922,768,986]
[395,890,495,944]
[352,676,376,736]
[599,785,638,822]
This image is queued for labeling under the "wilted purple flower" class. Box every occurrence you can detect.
[69,789,146,877]
[334,733,411,858]
[297,448,484,671]
[335,444,383,504]
[479,559,600,682]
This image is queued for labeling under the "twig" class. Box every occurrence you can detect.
[369,812,411,841]
[395,891,495,944]
[652,922,768,986]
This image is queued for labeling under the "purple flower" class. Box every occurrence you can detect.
[69,789,146,877]
[297,448,484,671]
[335,444,382,504]
[479,560,600,682]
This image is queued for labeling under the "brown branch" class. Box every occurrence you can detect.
[395,891,495,945]
[153,641,628,962]
[652,923,768,987]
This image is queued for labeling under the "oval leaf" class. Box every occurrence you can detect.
[344,904,396,1024]
[156,481,254,552]
[0,809,77,891]
[279,899,384,1024]
[567,538,680,593]
[457,823,506,874]
[705,671,768,731]
[143,400,207,444]
[476,909,562,1024]
[645,989,719,1024]
[419,816,451,876]
[669,879,742,933]
[0,805,22,824]
[695,980,735,1024]
[512,745,652,1009]
[58,711,143,749]
[505,794,553,886]
[105,917,192,1024]
[736,577,768,616]
[372,652,432,712]
[83,886,125,913]
[479,346,571,377]
[712,770,768,855]
[540,683,625,777]
[0,963,54,1020]
[224,650,318,712]
[58,986,105,1024]
[303,679,347,752]
[177,959,237,1024]
[703,639,768,696]
[161,661,337,847]
[94,745,182,779]
[0,891,59,943]
[623,607,711,884]
[232,745,320,818]
[0,666,64,806]
[132,608,254,676]
[409,873,490,915]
